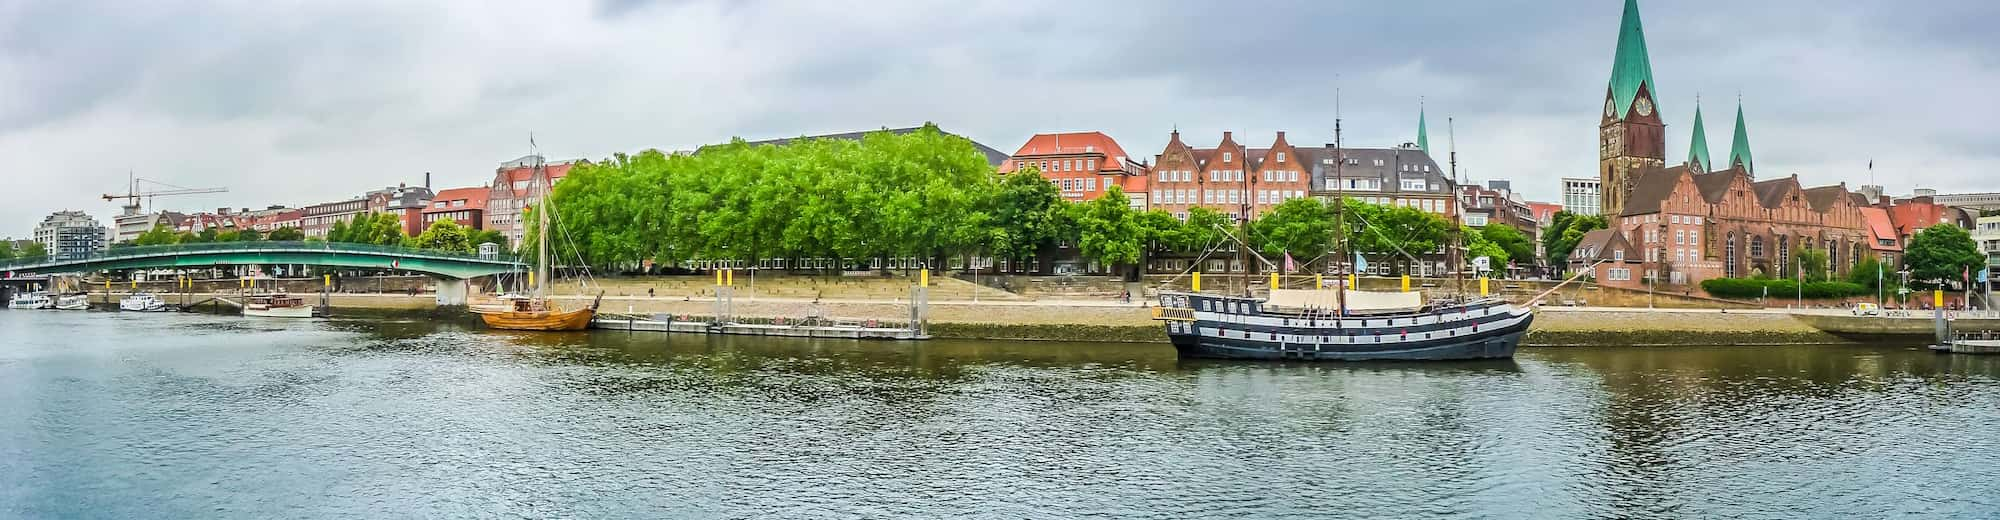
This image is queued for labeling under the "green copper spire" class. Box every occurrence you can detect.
[1605,0,1656,120]
[1417,106,1430,153]
[1728,102,1753,176]
[1687,102,1711,172]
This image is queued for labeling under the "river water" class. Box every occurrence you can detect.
[1,310,1995,519]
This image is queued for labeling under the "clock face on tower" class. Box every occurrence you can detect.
[1635,96,1654,116]
[1605,98,1617,118]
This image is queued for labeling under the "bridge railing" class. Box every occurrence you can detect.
[0,241,522,271]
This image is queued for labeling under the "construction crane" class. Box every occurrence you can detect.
[102,172,228,216]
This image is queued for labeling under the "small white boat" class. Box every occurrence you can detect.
[8,292,52,309]
[120,293,171,312]
[53,293,90,311]
[243,293,314,318]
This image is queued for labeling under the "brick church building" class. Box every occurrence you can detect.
[1581,0,1874,292]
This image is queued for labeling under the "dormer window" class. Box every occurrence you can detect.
[1223,152,1233,162]
[1277,152,1286,163]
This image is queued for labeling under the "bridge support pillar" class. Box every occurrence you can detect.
[436,278,469,306]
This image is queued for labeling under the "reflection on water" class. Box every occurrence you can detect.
[0,310,1995,518]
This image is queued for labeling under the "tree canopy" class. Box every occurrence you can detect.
[327,213,407,246]
[266,226,305,241]
[1904,224,1983,288]
[410,219,474,253]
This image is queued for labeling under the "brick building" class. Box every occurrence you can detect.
[997,131,1149,209]
[1143,130,1451,222]
[423,186,489,232]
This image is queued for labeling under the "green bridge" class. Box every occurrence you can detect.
[1,241,526,305]
[2,241,524,281]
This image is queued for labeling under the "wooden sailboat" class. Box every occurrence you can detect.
[471,151,600,331]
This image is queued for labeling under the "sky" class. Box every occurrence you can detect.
[3,0,1996,237]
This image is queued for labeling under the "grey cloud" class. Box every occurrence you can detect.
[1,0,1996,237]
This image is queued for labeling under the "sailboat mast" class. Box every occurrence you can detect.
[1334,88,1347,315]
[1449,116,1465,296]
[535,154,551,299]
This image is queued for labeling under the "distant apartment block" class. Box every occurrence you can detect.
[1561,177,1601,216]
[33,210,107,260]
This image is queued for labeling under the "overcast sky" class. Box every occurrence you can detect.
[3,0,1996,237]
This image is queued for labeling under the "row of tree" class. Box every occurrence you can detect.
[120,214,504,255]
[540,125,1530,275]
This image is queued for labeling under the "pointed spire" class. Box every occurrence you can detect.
[1728,100,1754,177]
[1606,0,1656,120]
[1417,101,1430,154]
[1687,98,1711,173]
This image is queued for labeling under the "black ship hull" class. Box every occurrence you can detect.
[1157,292,1532,361]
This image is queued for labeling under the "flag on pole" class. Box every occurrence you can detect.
[1283,252,1296,273]
[1354,253,1368,273]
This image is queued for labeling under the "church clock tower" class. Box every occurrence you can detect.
[1599,0,1666,217]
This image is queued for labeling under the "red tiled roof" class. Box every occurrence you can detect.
[1860,207,1900,251]
[1886,201,1945,236]
[1009,132,1131,162]
[426,186,490,213]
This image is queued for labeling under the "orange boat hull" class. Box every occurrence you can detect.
[475,306,596,331]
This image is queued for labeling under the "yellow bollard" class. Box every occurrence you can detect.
[1315,274,1323,289]
[1192,272,1201,292]
[920,268,929,287]
[1480,277,1490,296]
[130,280,137,289]
[725,269,734,286]
[324,274,332,287]
[1269,271,1279,290]
[529,272,536,287]
[1348,273,1357,289]
[1401,274,1410,292]
[1935,290,1944,308]
[714,269,722,286]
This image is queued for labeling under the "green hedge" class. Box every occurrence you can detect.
[1700,278,1868,299]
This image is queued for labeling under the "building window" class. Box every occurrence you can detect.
[1087,159,1096,170]
[1224,152,1233,162]
[1277,152,1287,163]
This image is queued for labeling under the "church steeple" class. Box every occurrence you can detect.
[1417,104,1430,154]
[1596,0,1666,218]
[1728,101,1754,177]
[1687,100,1711,173]
[1606,0,1656,120]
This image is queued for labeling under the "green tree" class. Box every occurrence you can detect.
[1250,198,1335,270]
[1794,247,1830,282]
[134,224,180,246]
[1068,185,1143,270]
[987,167,1065,263]
[267,226,305,241]
[1479,223,1534,267]
[18,241,46,261]
[1543,212,1607,273]
[1173,206,1232,252]
[467,228,506,249]
[234,227,262,241]
[1465,225,1510,271]
[0,240,14,261]
[1904,224,1983,289]
[328,213,408,246]
[412,219,475,253]
[1344,199,1448,274]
